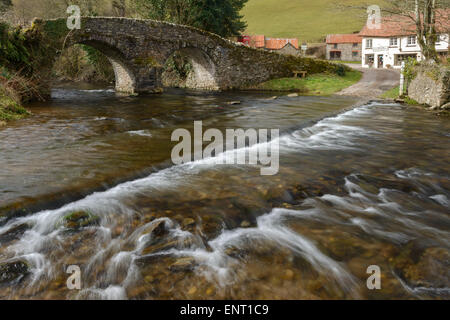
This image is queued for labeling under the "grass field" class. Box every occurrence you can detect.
[241,0,385,42]
[252,70,362,95]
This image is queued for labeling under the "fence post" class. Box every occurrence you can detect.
[399,61,405,97]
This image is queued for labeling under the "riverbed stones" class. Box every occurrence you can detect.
[0,260,29,285]
[182,218,196,228]
[390,245,450,291]
[0,223,30,244]
[169,257,195,272]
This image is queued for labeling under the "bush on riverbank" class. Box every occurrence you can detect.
[249,70,362,95]
[0,67,40,123]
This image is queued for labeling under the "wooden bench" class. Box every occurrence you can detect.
[293,70,307,78]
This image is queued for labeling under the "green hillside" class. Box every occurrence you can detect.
[241,0,384,43]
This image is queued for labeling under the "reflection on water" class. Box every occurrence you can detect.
[0,86,449,300]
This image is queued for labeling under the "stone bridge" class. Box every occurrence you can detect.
[34,17,337,94]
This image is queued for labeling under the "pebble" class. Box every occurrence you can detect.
[182,218,196,227]
[188,286,197,295]
[240,220,251,228]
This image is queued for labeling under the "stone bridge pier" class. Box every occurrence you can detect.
[37,17,337,94]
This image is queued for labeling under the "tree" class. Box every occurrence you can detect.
[0,0,12,13]
[382,0,450,61]
[134,0,248,37]
[190,0,248,37]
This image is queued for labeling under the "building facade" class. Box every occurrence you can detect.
[359,12,449,69]
[326,34,362,61]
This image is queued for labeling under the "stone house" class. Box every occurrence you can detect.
[326,34,362,61]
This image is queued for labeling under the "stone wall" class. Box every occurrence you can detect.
[326,43,362,62]
[34,17,346,94]
[408,63,450,108]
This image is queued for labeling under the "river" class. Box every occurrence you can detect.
[0,84,449,299]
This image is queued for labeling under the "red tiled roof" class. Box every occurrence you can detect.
[248,35,265,48]
[265,38,299,50]
[326,34,362,44]
[359,9,450,37]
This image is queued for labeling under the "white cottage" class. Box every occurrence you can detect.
[359,11,449,69]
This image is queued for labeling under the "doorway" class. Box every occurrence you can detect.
[377,55,384,68]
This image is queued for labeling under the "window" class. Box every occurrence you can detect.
[352,51,359,57]
[365,54,374,65]
[394,54,417,66]
[330,51,341,60]
[333,44,338,49]
[366,39,373,49]
[353,43,358,47]
[436,34,446,44]
[389,38,398,46]
[407,36,416,45]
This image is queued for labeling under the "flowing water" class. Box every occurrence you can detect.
[0,84,449,300]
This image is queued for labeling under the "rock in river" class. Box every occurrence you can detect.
[0,260,29,285]
[58,210,100,230]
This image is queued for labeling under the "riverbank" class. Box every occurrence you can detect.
[0,87,30,125]
[245,70,362,95]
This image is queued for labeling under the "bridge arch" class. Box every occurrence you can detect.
[56,39,138,94]
[163,47,219,90]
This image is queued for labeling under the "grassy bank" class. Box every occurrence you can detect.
[0,89,30,125]
[380,85,421,105]
[251,70,362,95]
[380,86,400,99]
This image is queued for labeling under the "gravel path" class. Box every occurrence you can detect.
[337,64,400,99]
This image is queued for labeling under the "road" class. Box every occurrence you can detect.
[337,64,400,99]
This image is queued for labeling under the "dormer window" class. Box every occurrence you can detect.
[407,36,416,45]
[389,38,398,46]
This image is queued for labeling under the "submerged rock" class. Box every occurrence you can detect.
[389,242,450,294]
[240,220,252,228]
[0,260,29,285]
[182,218,196,228]
[169,257,195,272]
[59,210,100,230]
[0,223,30,244]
